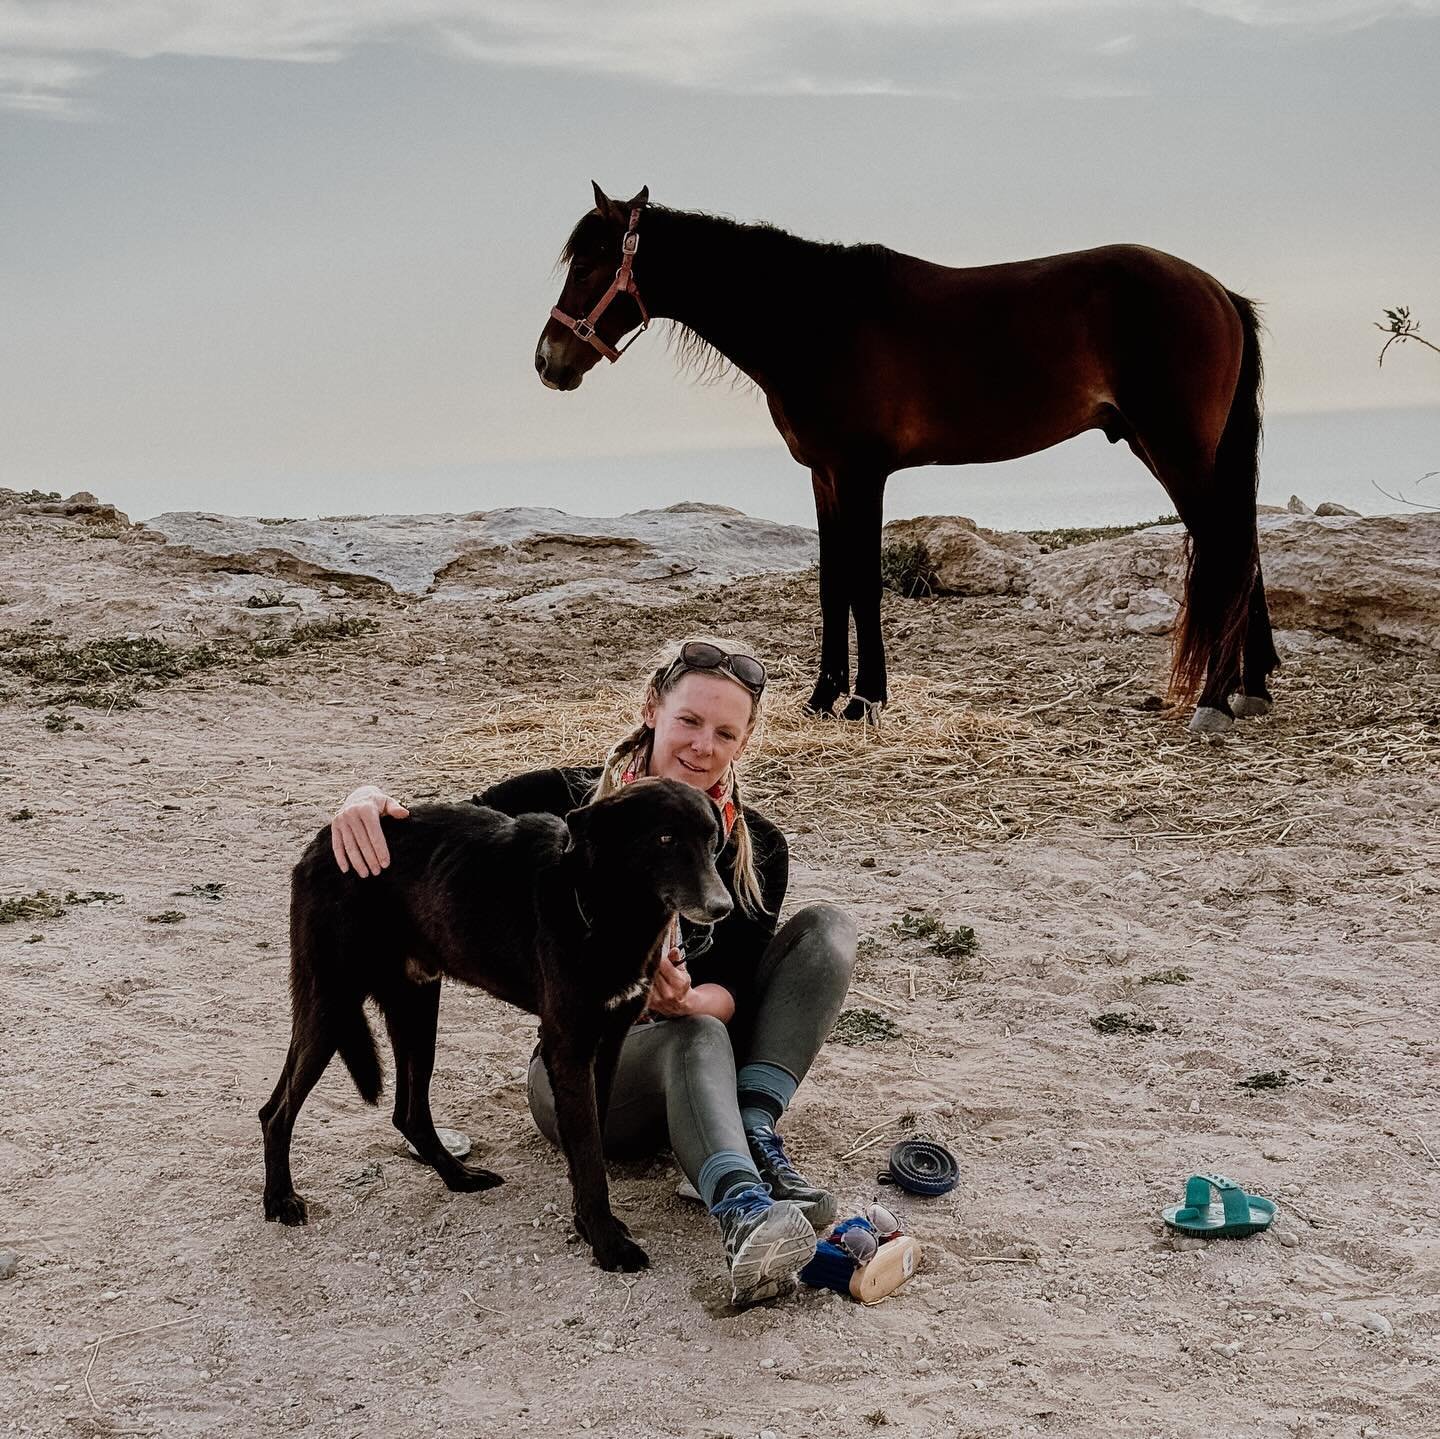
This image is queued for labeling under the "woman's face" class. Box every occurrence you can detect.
[643,671,755,790]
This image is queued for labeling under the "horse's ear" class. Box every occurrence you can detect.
[591,180,614,217]
[623,185,649,212]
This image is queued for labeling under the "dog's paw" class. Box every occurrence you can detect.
[264,1192,309,1226]
[592,1233,650,1272]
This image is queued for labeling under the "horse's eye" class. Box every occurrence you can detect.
[658,834,674,845]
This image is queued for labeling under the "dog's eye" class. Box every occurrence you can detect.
[657,834,674,845]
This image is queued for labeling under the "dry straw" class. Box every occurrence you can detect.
[423,652,1437,848]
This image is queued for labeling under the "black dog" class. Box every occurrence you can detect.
[259,778,731,1271]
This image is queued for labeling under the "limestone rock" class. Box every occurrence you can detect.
[1027,512,1440,651]
[142,503,819,605]
[1260,511,1440,649]
[882,514,1039,596]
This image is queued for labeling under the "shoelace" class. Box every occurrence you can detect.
[750,1130,802,1183]
[709,1182,772,1222]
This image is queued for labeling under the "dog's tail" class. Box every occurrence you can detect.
[289,860,383,1106]
[331,996,382,1106]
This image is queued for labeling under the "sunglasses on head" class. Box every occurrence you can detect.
[663,641,767,697]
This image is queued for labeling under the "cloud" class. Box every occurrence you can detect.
[0,52,101,113]
[1,0,1435,114]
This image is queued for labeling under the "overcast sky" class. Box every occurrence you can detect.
[2,1,1436,518]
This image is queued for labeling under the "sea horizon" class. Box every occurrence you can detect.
[80,402,1440,535]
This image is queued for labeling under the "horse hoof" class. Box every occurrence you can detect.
[1188,706,1234,736]
[1230,695,1273,719]
[840,697,884,726]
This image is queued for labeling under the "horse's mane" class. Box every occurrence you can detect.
[558,205,895,390]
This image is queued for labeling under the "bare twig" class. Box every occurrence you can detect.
[84,1315,195,1412]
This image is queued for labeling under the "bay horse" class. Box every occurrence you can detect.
[535,184,1276,735]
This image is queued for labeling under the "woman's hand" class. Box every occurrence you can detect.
[645,950,693,1017]
[643,954,736,1022]
[331,785,409,877]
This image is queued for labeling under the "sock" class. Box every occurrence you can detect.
[741,1104,779,1135]
[698,1150,763,1209]
[737,1061,798,1133]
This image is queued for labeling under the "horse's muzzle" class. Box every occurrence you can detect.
[534,342,584,392]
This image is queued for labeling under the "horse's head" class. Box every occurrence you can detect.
[535,182,650,391]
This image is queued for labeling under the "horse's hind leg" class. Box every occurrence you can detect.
[1121,431,1248,735]
[1232,568,1279,717]
[379,978,502,1193]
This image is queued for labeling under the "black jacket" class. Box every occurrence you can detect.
[475,766,788,1023]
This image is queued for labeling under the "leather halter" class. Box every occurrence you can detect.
[549,206,650,363]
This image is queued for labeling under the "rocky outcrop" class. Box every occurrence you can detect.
[1023,512,1440,650]
[882,514,1039,596]
[140,502,819,606]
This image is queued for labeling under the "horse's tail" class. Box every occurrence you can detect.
[1168,292,1264,705]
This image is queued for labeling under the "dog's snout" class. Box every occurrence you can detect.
[703,890,732,923]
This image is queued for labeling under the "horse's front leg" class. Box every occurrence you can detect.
[805,470,852,716]
[842,476,888,724]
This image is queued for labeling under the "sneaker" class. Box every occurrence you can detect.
[746,1126,838,1229]
[710,1183,817,1306]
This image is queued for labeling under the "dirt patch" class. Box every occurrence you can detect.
[1,498,1437,1439]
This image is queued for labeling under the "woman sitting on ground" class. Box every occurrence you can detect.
[331,635,856,1305]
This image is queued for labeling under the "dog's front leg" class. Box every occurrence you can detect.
[540,1028,648,1273]
[594,1002,642,1133]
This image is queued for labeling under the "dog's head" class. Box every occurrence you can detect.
[565,778,733,925]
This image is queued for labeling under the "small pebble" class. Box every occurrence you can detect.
[1320,1311,1335,1326]
[1172,1237,1206,1254]
[0,1252,18,1280]
[1276,1230,1299,1248]
[1361,1313,1393,1338]
[1213,1341,1242,1358]
[1189,1100,1201,1113]
[367,1251,381,1263]
[759,1357,776,1370]
[759,1431,779,1439]
[101,1290,120,1302]
[913,1358,933,1373]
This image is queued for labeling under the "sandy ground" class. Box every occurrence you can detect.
[2,499,1438,1439]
